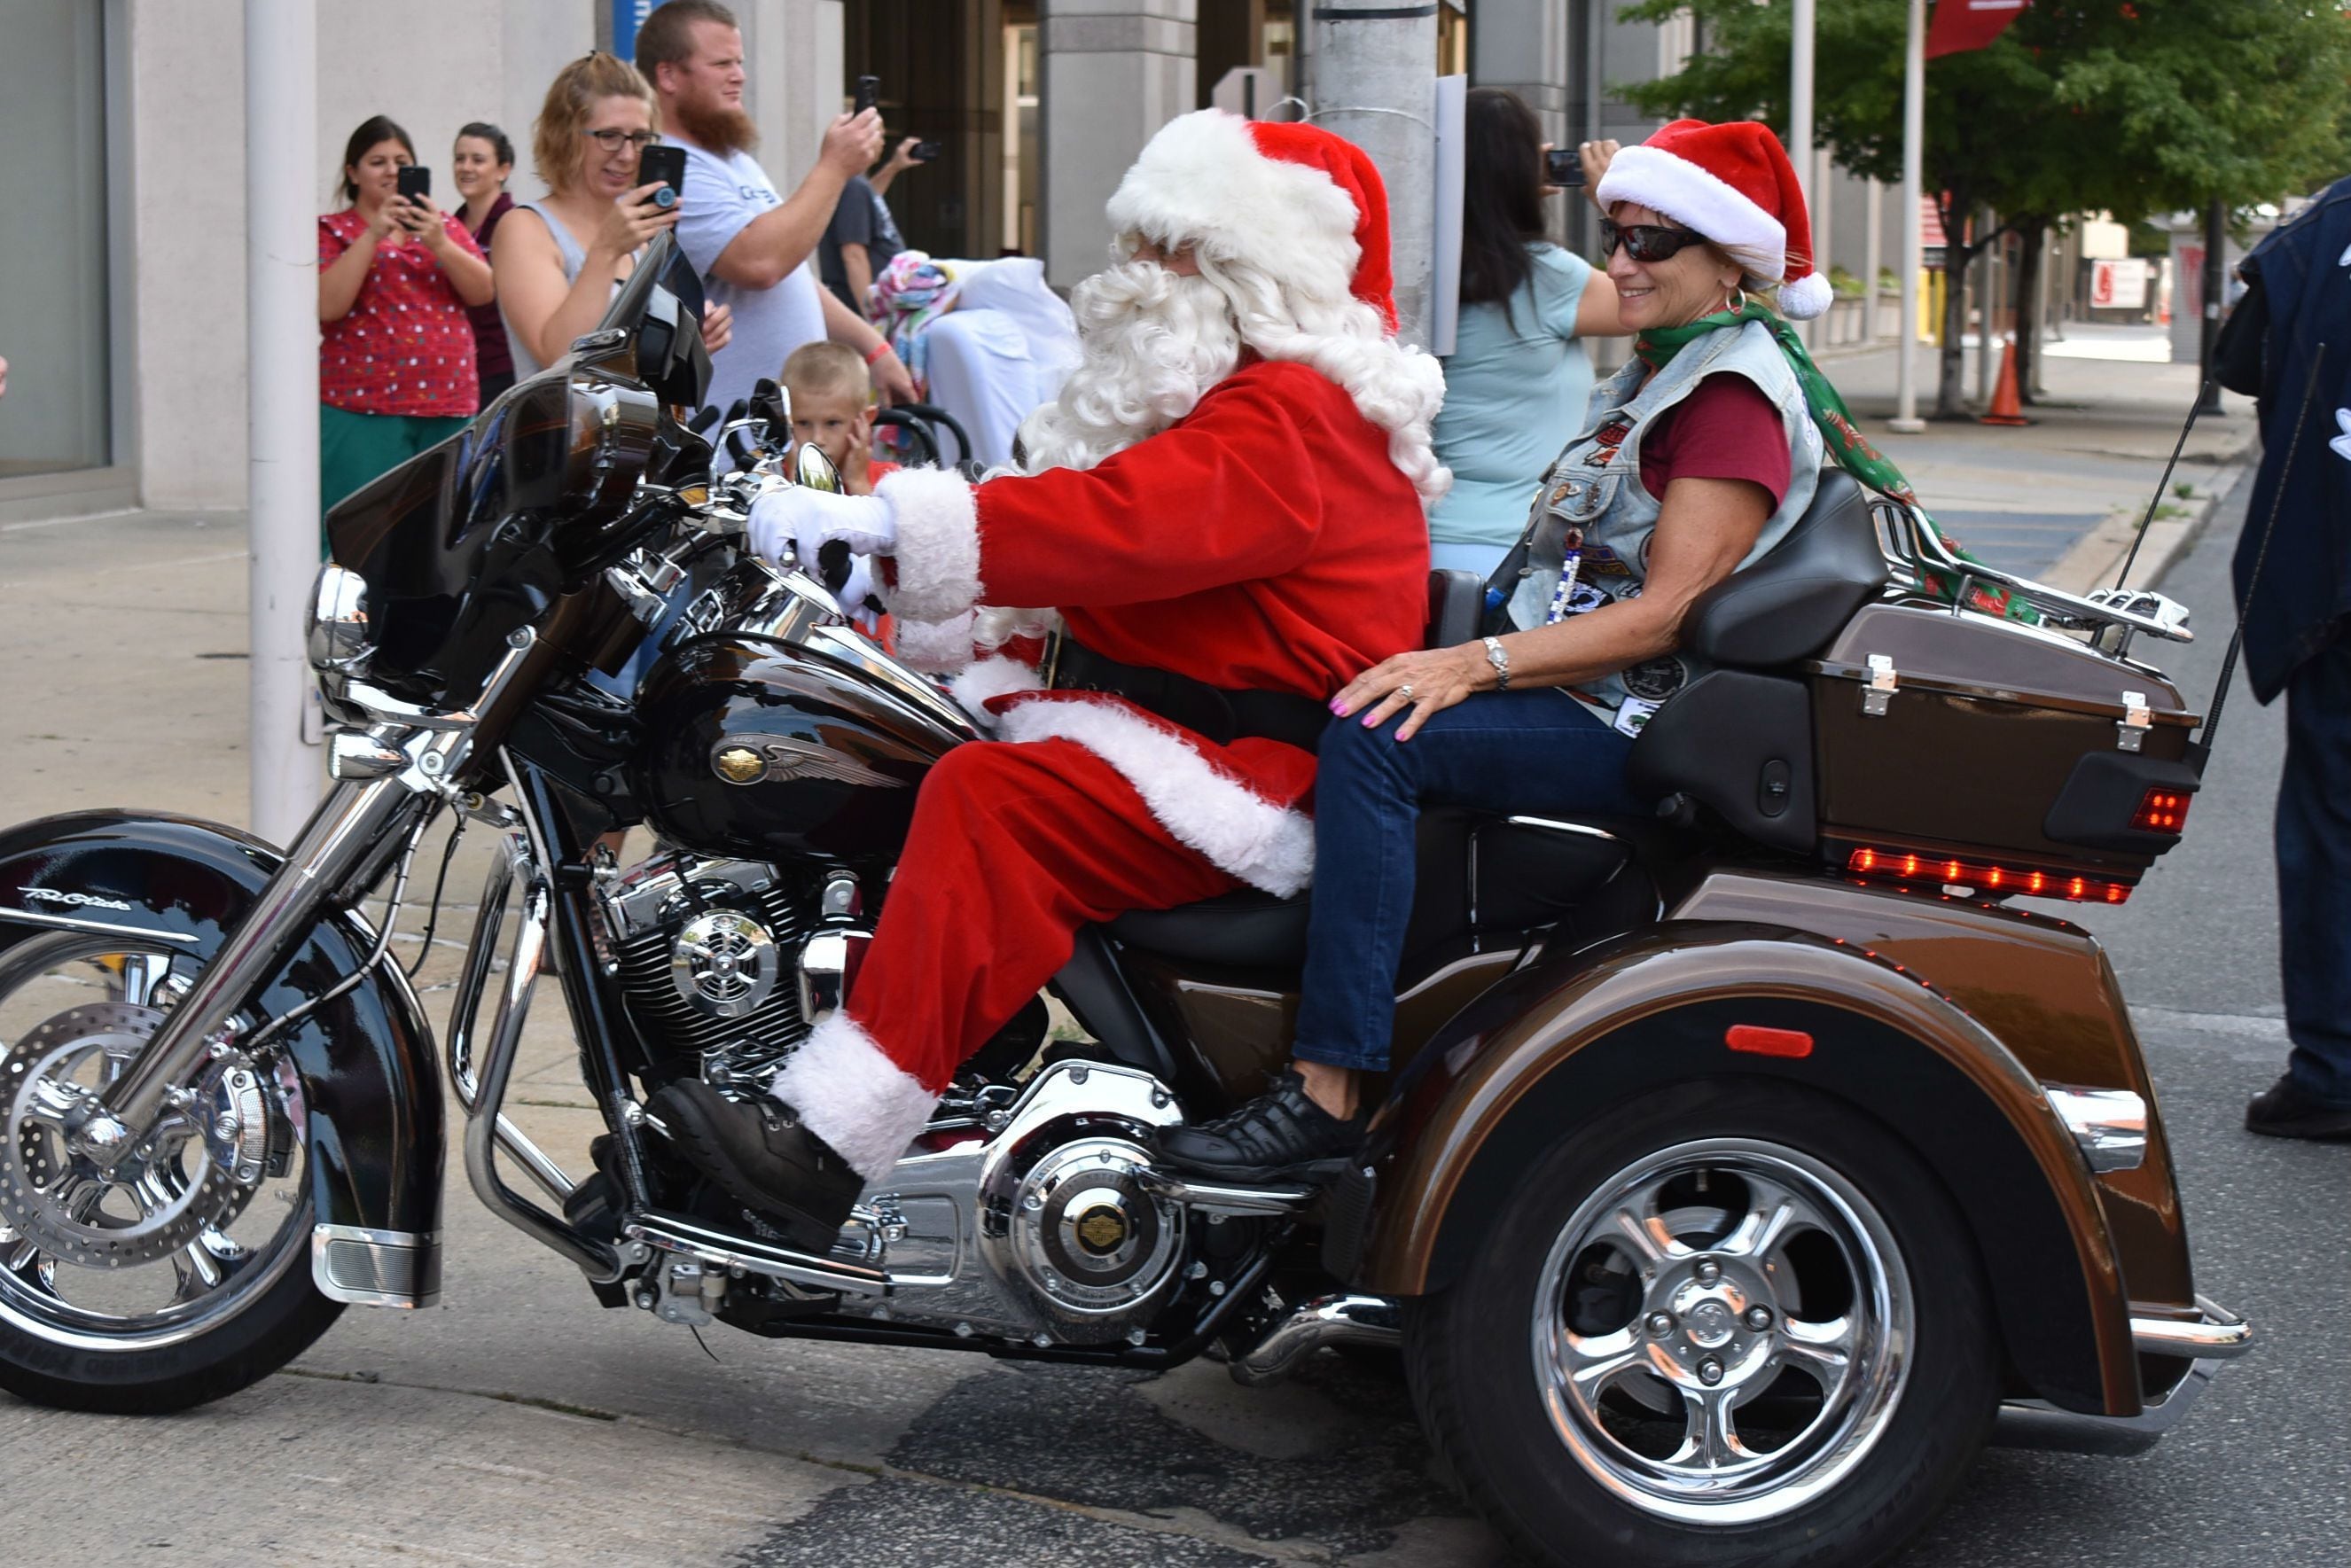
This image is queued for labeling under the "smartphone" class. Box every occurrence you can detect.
[637,144,686,208]
[912,139,943,163]
[395,165,431,202]
[854,75,880,114]
[1543,149,1584,188]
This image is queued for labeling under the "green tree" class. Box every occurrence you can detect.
[1620,0,2351,417]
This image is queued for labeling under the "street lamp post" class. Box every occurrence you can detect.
[1891,0,1927,433]
[1790,0,1815,347]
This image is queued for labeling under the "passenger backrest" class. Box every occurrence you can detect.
[1427,568,1483,649]
[1680,470,1888,669]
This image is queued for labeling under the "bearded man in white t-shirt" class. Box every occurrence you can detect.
[635,0,916,419]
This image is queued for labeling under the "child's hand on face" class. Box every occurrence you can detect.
[787,389,878,494]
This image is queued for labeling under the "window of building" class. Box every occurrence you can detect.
[0,1,113,479]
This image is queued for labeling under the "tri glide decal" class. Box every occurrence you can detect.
[17,886,137,912]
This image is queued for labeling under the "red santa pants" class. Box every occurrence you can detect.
[849,737,1239,1091]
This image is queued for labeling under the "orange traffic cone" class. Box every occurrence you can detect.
[1980,336,2031,426]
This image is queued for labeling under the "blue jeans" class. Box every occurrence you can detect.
[1291,690,1644,1073]
[2277,635,2351,1106]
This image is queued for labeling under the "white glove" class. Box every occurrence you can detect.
[836,554,884,629]
[746,486,898,570]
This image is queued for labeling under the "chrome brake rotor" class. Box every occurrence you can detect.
[0,1002,251,1269]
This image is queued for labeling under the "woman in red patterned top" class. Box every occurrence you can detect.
[317,115,496,518]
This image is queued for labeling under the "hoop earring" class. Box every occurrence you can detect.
[1728,286,1749,315]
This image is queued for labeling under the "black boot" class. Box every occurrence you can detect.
[2246,1073,2351,1141]
[1156,1068,1367,1183]
[649,1079,864,1251]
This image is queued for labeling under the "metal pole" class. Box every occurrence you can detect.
[2198,197,2225,414]
[1864,176,1884,343]
[246,0,322,844]
[1308,3,1440,347]
[1790,0,1815,346]
[1890,0,1926,433]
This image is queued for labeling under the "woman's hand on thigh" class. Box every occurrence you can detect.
[1332,644,1488,741]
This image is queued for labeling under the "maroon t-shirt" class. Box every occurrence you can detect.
[1637,373,1792,509]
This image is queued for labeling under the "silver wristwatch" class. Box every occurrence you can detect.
[1481,636,1511,691]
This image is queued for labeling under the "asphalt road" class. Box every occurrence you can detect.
[2,475,2342,1567]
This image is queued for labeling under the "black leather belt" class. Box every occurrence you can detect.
[1042,629,1330,753]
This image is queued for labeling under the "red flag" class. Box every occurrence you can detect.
[1925,0,2027,59]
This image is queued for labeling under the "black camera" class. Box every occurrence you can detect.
[912,139,943,163]
[1543,149,1584,189]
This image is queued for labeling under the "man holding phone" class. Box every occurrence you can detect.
[634,0,915,419]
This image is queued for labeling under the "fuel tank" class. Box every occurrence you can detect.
[631,633,966,862]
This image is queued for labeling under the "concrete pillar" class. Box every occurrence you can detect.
[1469,0,1573,245]
[1042,0,1198,290]
[1307,3,1437,346]
[741,0,844,202]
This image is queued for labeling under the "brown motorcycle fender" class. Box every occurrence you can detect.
[1354,923,2141,1418]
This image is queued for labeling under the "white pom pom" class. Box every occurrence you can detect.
[1779,270,1834,321]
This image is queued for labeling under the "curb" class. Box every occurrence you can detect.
[2041,452,2256,597]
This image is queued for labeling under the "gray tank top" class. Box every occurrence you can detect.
[504,201,590,379]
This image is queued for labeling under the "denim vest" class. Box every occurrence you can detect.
[1497,319,1824,734]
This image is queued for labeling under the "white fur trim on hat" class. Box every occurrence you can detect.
[1597,143,1787,283]
[768,1010,936,1183]
[876,467,983,623]
[1777,270,1835,320]
[1105,111,1363,311]
[993,694,1316,898]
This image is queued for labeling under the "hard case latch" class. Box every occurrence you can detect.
[1861,654,1899,717]
[2117,691,2152,753]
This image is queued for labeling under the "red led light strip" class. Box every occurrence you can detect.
[1845,846,2132,904]
[2131,788,2191,834]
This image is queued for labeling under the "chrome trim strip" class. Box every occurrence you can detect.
[1501,815,1629,845]
[2130,1294,2253,1360]
[2042,1084,2149,1174]
[1134,1169,1316,1216]
[0,905,202,945]
[628,1208,887,1297]
[311,1223,441,1309]
[1230,1294,1402,1387]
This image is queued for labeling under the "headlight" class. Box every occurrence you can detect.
[307,564,372,674]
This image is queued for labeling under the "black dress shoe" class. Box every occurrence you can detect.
[649,1080,864,1251]
[2246,1073,2351,1141]
[1156,1068,1368,1183]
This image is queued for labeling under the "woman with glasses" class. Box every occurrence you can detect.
[1161,119,1857,1182]
[494,52,730,380]
[1428,89,1628,577]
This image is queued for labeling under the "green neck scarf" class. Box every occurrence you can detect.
[1633,303,2031,621]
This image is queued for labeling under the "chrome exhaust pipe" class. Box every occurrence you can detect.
[1229,1293,1402,1387]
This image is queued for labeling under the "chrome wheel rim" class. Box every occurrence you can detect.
[1530,1137,1913,1525]
[0,934,309,1351]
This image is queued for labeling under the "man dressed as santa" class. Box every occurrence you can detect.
[650,110,1448,1249]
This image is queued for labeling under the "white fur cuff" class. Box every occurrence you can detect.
[769,1012,938,1183]
[949,656,1047,726]
[876,467,984,623]
[894,611,978,674]
[996,695,1316,897]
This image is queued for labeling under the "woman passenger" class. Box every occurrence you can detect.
[494,52,730,381]
[1430,88,1627,577]
[317,114,496,515]
[1161,120,1859,1179]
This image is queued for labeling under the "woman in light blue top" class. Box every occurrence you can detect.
[1428,89,1629,576]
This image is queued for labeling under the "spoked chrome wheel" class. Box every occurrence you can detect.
[0,933,312,1353]
[1530,1136,1912,1526]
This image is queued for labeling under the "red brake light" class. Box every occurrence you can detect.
[1844,846,2133,905]
[1726,1025,1814,1059]
[2131,788,2191,834]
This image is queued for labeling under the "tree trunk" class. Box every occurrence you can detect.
[2011,216,2047,406]
[1933,191,1974,420]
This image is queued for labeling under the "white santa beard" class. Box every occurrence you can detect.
[1014,261,1241,476]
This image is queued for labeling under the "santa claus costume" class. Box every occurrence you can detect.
[650,111,1449,1245]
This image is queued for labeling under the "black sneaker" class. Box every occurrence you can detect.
[2246,1073,2351,1141]
[649,1079,864,1251]
[1156,1069,1368,1183]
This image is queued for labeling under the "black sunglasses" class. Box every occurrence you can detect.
[1600,220,1704,263]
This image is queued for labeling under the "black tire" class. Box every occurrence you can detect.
[1405,1080,1997,1568]
[0,1205,343,1414]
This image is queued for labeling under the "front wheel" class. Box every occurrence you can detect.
[0,932,341,1412]
[1406,1080,1997,1568]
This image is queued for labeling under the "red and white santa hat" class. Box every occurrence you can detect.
[1596,118,1834,320]
[1105,110,1400,332]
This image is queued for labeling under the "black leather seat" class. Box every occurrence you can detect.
[1427,567,1484,649]
[1680,469,1887,668]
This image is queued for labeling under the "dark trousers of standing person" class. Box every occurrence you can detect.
[2277,631,2351,1109]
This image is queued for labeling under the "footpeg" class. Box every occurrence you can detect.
[626,1208,887,1297]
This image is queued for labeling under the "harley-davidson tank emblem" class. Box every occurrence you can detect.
[710,737,906,790]
[17,886,135,912]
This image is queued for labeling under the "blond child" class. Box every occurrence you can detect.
[781,341,899,496]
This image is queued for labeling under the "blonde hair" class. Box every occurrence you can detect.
[782,341,872,406]
[533,52,660,193]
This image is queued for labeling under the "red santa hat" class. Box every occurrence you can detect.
[1595,119,1834,320]
[1105,110,1400,332]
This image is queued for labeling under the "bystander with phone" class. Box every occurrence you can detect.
[316,114,495,519]
[493,52,730,380]
[452,121,519,404]
[819,136,920,314]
